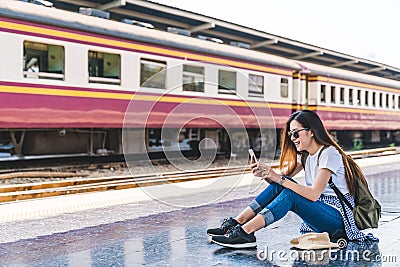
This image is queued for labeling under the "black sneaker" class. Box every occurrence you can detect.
[207,217,239,236]
[211,225,257,249]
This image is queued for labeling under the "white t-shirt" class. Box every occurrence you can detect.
[304,146,349,196]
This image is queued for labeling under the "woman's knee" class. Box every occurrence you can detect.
[269,182,285,192]
[279,188,296,198]
[254,183,283,206]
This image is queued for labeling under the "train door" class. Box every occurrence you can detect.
[306,76,319,108]
[292,72,302,105]
[291,71,309,111]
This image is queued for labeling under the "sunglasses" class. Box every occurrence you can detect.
[287,128,309,139]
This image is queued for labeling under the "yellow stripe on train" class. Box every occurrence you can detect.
[0,20,291,76]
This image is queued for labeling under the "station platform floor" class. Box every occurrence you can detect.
[0,155,400,266]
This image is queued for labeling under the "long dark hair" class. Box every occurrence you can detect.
[279,110,365,196]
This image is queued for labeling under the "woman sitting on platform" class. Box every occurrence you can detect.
[207,110,377,248]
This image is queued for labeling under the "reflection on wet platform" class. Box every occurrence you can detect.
[0,170,399,266]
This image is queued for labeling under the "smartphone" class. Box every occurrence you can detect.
[248,148,258,163]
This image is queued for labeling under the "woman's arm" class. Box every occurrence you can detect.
[251,162,303,182]
[251,162,331,201]
[279,168,332,201]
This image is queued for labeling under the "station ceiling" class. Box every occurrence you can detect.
[53,0,400,81]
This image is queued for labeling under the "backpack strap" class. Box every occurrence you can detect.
[300,151,308,169]
[328,177,353,210]
[317,147,354,215]
[317,145,328,166]
[320,146,353,209]
[306,145,355,225]
[328,177,353,227]
[325,150,356,227]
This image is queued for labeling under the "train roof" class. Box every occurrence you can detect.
[3,0,400,89]
[0,0,298,72]
[38,0,400,82]
[300,61,400,90]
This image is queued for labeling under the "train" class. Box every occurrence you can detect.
[0,0,399,159]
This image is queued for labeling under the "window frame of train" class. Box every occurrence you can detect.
[386,94,389,108]
[398,95,400,109]
[88,51,121,85]
[330,86,336,104]
[392,94,396,109]
[23,41,64,80]
[372,92,376,107]
[248,74,264,97]
[356,89,361,106]
[340,87,345,104]
[218,70,236,95]
[365,90,369,106]
[349,88,353,105]
[280,78,289,98]
[140,58,167,89]
[182,65,204,92]
[320,84,326,103]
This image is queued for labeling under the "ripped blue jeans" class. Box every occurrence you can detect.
[248,183,345,240]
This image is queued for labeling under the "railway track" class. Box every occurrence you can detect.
[0,165,250,203]
[0,147,397,203]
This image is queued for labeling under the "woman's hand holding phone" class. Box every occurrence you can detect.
[249,149,272,183]
[248,149,257,164]
[249,149,281,184]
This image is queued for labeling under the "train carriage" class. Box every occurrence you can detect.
[301,61,400,148]
[0,0,399,159]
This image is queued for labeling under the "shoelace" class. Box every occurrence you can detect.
[220,218,229,228]
[220,218,233,232]
[225,226,234,235]
[226,226,241,238]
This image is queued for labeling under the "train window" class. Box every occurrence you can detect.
[372,92,376,107]
[392,95,396,109]
[248,74,264,97]
[379,93,383,107]
[349,88,353,105]
[385,94,389,108]
[398,96,400,109]
[356,90,361,105]
[88,51,120,85]
[340,87,345,104]
[218,70,236,94]
[183,65,204,92]
[280,78,288,97]
[365,91,369,106]
[23,41,64,80]
[331,86,336,103]
[140,58,166,89]
[320,85,326,103]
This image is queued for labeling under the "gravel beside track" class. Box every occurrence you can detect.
[0,157,250,185]
[0,146,397,185]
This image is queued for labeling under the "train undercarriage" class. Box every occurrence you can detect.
[0,128,399,159]
[0,128,273,159]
